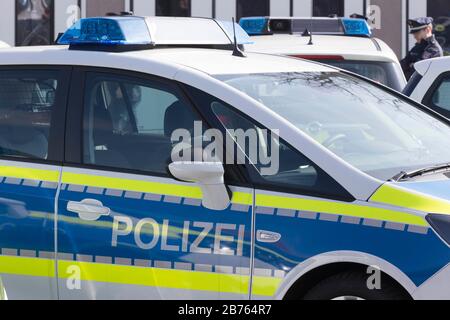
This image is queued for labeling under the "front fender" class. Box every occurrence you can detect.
[273,251,417,300]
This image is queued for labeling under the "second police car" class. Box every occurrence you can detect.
[240,16,407,91]
[0,15,450,300]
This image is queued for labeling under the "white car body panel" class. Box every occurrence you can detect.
[409,57,450,103]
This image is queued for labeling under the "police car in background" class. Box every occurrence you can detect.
[1,15,450,301]
[403,56,450,118]
[240,17,406,91]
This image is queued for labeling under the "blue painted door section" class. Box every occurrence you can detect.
[0,68,68,299]
[56,69,255,299]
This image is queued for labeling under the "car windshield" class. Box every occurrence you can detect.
[315,60,406,91]
[216,72,450,181]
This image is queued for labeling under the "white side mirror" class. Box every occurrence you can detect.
[168,161,231,211]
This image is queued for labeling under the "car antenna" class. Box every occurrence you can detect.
[231,17,246,58]
[307,18,314,45]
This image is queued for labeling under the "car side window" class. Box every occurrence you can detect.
[185,85,352,200]
[82,72,201,175]
[431,75,450,112]
[0,70,59,160]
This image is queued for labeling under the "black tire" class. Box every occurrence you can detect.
[303,271,409,300]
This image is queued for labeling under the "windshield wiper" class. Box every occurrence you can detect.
[389,163,450,182]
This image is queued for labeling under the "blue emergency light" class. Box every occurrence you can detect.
[57,16,252,51]
[342,18,372,37]
[57,16,153,46]
[239,17,372,38]
[239,17,270,35]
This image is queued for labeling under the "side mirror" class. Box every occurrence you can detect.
[168,161,231,211]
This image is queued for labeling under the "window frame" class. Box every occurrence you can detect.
[65,66,248,185]
[236,0,270,21]
[312,0,344,17]
[0,65,71,165]
[155,0,192,17]
[15,0,55,47]
[423,71,450,119]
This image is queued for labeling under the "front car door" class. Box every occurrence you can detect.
[0,66,70,299]
[57,68,254,299]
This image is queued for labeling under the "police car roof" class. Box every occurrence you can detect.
[245,34,399,63]
[0,45,336,76]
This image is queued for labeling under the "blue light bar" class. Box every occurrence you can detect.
[342,18,372,37]
[239,16,372,38]
[57,17,152,46]
[239,17,270,35]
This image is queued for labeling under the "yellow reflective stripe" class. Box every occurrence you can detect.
[371,184,450,216]
[252,276,282,297]
[0,255,55,278]
[62,172,202,199]
[231,191,253,206]
[0,256,279,296]
[0,165,59,183]
[256,193,428,227]
[62,172,252,205]
[57,260,277,296]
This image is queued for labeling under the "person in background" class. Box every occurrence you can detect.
[401,17,443,80]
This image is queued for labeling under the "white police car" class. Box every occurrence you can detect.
[1,15,450,300]
[403,56,450,118]
[240,17,406,91]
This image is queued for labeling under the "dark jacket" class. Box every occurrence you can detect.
[401,35,443,80]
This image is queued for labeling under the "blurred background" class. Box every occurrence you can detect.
[0,0,449,59]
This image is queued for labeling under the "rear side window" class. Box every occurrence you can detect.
[82,72,202,175]
[0,70,59,160]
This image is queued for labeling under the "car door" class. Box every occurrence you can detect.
[0,66,70,299]
[56,68,254,300]
[197,94,356,299]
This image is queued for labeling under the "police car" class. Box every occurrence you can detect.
[404,56,450,118]
[240,17,406,91]
[1,15,450,301]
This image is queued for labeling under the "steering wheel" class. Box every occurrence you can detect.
[322,134,348,148]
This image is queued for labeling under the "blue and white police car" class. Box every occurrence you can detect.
[0,15,450,300]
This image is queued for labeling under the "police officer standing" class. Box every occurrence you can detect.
[401,17,443,80]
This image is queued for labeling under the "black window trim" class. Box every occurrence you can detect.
[65,66,248,185]
[422,71,450,119]
[0,64,72,166]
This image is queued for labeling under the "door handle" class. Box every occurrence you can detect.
[256,230,281,243]
[67,199,111,221]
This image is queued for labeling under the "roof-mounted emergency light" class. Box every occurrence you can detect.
[239,17,372,38]
[57,16,252,52]
[57,16,153,50]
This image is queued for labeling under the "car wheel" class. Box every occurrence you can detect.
[303,271,409,300]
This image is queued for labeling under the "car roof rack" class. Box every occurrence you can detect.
[57,16,252,52]
[239,16,372,38]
